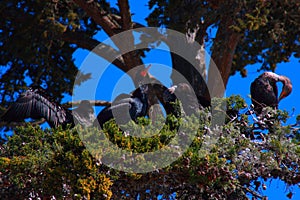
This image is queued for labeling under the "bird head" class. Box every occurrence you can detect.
[134,64,153,85]
[140,64,151,77]
[278,76,292,101]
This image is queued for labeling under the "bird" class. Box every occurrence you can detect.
[94,84,149,128]
[163,83,210,116]
[0,87,95,128]
[71,100,96,127]
[250,72,292,114]
[150,83,181,118]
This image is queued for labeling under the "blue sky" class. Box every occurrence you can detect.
[70,0,300,199]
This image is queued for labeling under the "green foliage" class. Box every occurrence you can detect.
[0,125,112,199]
[1,96,300,199]
[0,0,93,107]
[147,0,300,77]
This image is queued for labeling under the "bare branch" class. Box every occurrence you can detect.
[243,186,264,199]
[111,14,145,29]
[61,31,126,70]
[63,100,111,108]
[72,0,121,37]
[117,0,132,30]
[71,1,144,74]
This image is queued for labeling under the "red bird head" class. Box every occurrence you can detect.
[139,64,151,77]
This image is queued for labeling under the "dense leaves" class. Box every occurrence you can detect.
[0,0,95,107]
[0,125,113,199]
[1,96,300,199]
[147,0,300,77]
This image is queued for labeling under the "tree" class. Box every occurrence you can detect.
[1,0,299,107]
[0,0,300,199]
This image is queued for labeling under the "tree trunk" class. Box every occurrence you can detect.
[207,15,242,98]
[167,30,209,105]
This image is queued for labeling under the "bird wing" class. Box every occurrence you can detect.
[95,102,133,127]
[1,88,68,127]
[113,93,132,103]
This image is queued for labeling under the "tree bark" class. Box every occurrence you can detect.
[207,15,242,98]
[61,31,126,71]
[72,0,144,83]
[167,29,209,105]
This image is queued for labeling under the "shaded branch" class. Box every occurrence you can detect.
[207,13,242,98]
[117,0,132,30]
[111,14,145,29]
[72,0,121,37]
[70,1,145,74]
[243,186,264,199]
[61,31,126,70]
[63,100,111,108]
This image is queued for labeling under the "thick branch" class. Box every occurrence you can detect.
[207,14,242,98]
[62,31,126,71]
[111,14,145,29]
[72,0,143,76]
[117,0,132,30]
[72,0,121,37]
[115,0,142,76]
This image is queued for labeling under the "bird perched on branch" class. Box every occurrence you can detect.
[250,72,292,114]
[0,87,95,128]
[163,83,211,116]
[94,84,149,128]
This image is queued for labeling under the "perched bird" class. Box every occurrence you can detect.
[71,100,96,127]
[150,83,181,117]
[94,84,149,128]
[163,83,210,116]
[250,72,292,114]
[0,87,95,128]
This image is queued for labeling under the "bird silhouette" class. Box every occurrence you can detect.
[250,72,292,114]
[94,84,149,128]
[0,87,95,128]
[142,83,180,118]
[163,83,211,116]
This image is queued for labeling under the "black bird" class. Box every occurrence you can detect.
[94,84,149,128]
[0,87,95,128]
[163,83,209,116]
[71,100,96,127]
[151,84,178,115]
[250,72,292,114]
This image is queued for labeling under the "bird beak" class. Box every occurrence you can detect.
[140,64,151,77]
[278,91,286,101]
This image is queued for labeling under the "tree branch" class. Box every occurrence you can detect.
[72,0,144,74]
[63,100,111,108]
[117,0,132,30]
[61,31,126,70]
[0,119,47,129]
[111,14,145,29]
[207,13,242,98]
[72,0,121,37]
[243,186,264,199]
